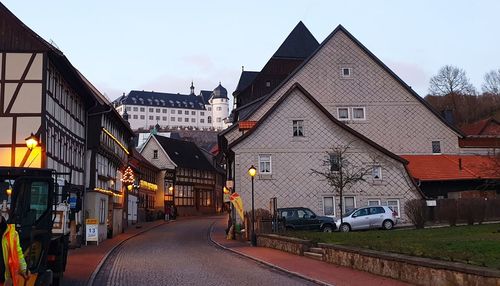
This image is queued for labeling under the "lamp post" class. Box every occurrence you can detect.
[248,165,257,246]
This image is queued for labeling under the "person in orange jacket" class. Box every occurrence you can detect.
[0,215,29,286]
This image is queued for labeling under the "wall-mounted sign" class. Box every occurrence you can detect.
[164,169,176,180]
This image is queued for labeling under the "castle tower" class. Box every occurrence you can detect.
[209,82,229,129]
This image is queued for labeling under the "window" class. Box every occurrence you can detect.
[184,111,189,115]
[200,112,204,116]
[99,199,106,224]
[341,67,351,77]
[140,115,145,119]
[162,109,167,113]
[369,206,385,214]
[216,107,222,111]
[153,150,158,159]
[207,116,212,124]
[162,116,167,121]
[133,115,138,119]
[171,110,175,114]
[184,118,189,122]
[208,107,212,111]
[200,119,204,123]
[177,110,182,114]
[292,120,304,137]
[171,117,175,121]
[352,107,365,120]
[174,185,194,206]
[344,196,356,214]
[156,116,160,121]
[265,81,271,87]
[178,117,182,122]
[329,153,340,172]
[126,107,131,111]
[216,117,221,122]
[387,199,400,217]
[323,196,335,216]
[191,118,196,123]
[372,166,382,180]
[149,116,153,120]
[140,107,145,112]
[338,108,349,120]
[258,155,271,174]
[156,108,160,113]
[199,189,212,207]
[30,181,49,221]
[432,141,441,154]
[353,208,369,217]
[368,200,380,206]
[133,107,138,111]
[149,108,153,112]
[191,111,196,115]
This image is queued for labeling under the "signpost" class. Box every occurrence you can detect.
[85,218,99,245]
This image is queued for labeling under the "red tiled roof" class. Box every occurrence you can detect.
[239,121,257,130]
[401,155,500,181]
[460,118,500,136]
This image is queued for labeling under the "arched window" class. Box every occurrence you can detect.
[207,116,212,124]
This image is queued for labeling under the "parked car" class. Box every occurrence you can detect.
[335,206,398,232]
[278,207,336,232]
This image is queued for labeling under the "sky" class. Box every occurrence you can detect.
[3,1,499,103]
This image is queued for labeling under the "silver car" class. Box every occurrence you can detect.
[335,206,398,232]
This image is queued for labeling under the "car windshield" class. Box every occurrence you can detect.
[342,208,357,217]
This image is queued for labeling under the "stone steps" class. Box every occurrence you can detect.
[303,251,323,261]
[308,247,323,254]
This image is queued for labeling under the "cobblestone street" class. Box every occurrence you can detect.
[93,217,317,286]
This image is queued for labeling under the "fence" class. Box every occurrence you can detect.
[429,198,500,225]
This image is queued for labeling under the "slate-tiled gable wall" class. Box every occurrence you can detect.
[228,30,460,155]
[232,89,420,221]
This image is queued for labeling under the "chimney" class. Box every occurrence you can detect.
[458,158,462,170]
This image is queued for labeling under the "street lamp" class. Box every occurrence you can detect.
[25,133,38,150]
[248,165,257,246]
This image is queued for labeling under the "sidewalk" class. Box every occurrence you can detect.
[62,220,166,286]
[210,218,411,286]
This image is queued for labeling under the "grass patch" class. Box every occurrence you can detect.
[284,223,500,269]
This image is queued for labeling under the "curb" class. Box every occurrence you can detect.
[208,221,333,286]
[86,221,168,286]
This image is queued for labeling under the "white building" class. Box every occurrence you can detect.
[113,82,230,131]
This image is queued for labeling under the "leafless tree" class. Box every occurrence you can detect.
[482,69,500,95]
[429,65,476,96]
[311,144,371,224]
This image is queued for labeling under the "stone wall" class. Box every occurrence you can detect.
[257,234,311,256]
[320,243,500,286]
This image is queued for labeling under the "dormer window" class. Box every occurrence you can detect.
[338,108,349,120]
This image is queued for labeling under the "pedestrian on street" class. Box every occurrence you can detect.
[171,205,177,220]
[0,215,29,286]
[165,206,171,221]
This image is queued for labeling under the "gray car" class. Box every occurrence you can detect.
[335,206,398,232]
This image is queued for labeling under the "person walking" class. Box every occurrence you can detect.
[164,205,171,221]
[0,215,29,286]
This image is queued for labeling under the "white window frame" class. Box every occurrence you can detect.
[322,196,336,216]
[341,67,352,78]
[258,154,272,174]
[372,165,382,180]
[337,107,350,120]
[292,120,304,137]
[343,196,356,214]
[387,199,400,218]
[432,140,442,154]
[351,107,366,120]
[367,199,381,206]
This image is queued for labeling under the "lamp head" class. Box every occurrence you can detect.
[248,165,257,177]
[6,188,12,197]
[25,133,38,150]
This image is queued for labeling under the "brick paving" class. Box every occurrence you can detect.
[62,220,166,286]
[210,217,411,286]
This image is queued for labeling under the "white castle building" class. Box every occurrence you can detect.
[113,82,230,131]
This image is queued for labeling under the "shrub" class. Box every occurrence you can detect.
[405,199,427,229]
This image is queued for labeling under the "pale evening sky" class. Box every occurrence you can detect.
[3,1,499,103]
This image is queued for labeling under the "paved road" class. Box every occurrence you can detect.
[93,217,317,286]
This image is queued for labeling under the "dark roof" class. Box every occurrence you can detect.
[199,90,212,104]
[234,71,259,94]
[210,83,228,100]
[115,90,207,110]
[226,24,464,138]
[153,135,216,171]
[460,118,500,136]
[273,21,320,59]
[229,83,407,165]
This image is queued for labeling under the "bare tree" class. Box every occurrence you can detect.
[482,69,500,95]
[311,144,371,225]
[429,65,476,96]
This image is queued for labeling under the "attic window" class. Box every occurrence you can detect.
[432,141,441,154]
[265,81,271,87]
[341,68,351,78]
[174,151,179,155]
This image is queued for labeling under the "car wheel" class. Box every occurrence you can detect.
[322,225,333,233]
[382,220,394,230]
[339,223,350,233]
